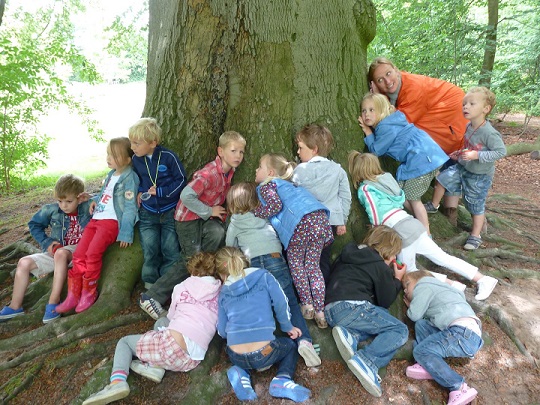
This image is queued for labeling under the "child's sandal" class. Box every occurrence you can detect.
[314,314,328,329]
[301,306,315,320]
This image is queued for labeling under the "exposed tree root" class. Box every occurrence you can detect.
[0,360,44,403]
[0,312,146,371]
[52,340,115,369]
[472,248,540,264]
[0,241,39,264]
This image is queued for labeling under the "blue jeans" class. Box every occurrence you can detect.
[139,208,180,284]
[226,337,297,379]
[413,319,483,391]
[250,253,312,344]
[175,218,225,259]
[325,301,408,371]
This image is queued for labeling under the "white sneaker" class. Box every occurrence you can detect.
[475,276,498,301]
[82,381,129,405]
[298,339,321,367]
[130,360,165,383]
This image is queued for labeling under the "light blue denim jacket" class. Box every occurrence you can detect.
[94,167,140,243]
[28,201,93,252]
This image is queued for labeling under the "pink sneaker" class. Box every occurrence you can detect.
[406,363,434,380]
[448,383,478,405]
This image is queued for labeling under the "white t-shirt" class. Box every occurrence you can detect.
[93,174,119,220]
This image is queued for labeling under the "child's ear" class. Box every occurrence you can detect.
[217,146,223,157]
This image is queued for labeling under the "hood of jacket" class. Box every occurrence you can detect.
[229,212,269,232]
[182,275,222,302]
[222,268,265,297]
[364,173,403,197]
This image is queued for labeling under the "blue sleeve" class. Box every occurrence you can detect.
[266,272,294,332]
[156,151,187,200]
[117,172,140,243]
[364,125,396,157]
[217,296,228,339]
[28,205,56,251]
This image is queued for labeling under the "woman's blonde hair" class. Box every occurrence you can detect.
[348,151,385,188]
[363,225,402,260]
[227,182,260,215]
[108,137,133,170]
[260,153,296,182]
[362,93,394,125]
[368,57,398,83]
[215,247,250,278]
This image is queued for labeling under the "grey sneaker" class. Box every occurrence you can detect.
[298,339,321,367]
[130,360,165,383]
[332,326,358,361]
[139,293,165,320]
[347,354,382,397]
[424,201,440,214]
[82,381,130,405]
[464,235,482,250]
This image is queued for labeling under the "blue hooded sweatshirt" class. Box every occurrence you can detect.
[217,268,293,346]
[364,110,449,181]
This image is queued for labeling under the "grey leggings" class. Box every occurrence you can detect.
[112,334,142,377]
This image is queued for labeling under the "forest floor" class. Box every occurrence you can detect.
[0,114,539,404]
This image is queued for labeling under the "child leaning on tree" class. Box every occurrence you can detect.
[129,117,187,290]
[0,174,92,324]
[56,137,139,315]
[82,252,225,405]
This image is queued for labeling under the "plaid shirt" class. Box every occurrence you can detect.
[174,156,234,222]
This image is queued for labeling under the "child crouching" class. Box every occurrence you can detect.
[217,247,311,403]
[403,270,483,405]
[82,252,224,405]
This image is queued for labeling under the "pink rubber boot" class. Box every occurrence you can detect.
[75,277,98,313]
[56,275,82,313]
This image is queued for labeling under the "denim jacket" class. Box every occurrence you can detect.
[94,167,140,243]
[28,201,93,252]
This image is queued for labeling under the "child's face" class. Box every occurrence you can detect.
[255,157,272,183]
[297,141,317,163]
[106,152,130,171]
[403,278,417,302]
[361,99,379,127]
[218,141,245,173]
[462,92,491,122]
[57,194,79,214]
[130,139,157,157]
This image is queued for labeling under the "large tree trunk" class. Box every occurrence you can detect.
[479,0,499,87]
[144,0,376,240]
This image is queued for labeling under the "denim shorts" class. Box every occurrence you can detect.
[437,165,492,215]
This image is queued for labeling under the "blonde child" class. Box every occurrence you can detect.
[174,131,246,259]
[82,252,224,405]
[403,270,482,405]
[129,118,187,289]
[56,138,139,314]
[226,182,321,367]
[436,87,507,250]
[348,152,498,301]
[217,247,311,403]
[358,93,449,235]
[254,153,333,328]
[0,175,92,323]
[292,124,351,281]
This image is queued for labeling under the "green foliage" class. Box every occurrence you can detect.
[104,2,148,82]
[368,0,540,117]
[0,1,102,192]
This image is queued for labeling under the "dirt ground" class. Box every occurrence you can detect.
[1,115,539,404]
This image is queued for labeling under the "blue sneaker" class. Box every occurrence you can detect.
[269,377,310,403]
[0,306,24,321]
[43,304,61,324]
[332,326,358,361]
[347,354,382,397]
[227,366,257,401]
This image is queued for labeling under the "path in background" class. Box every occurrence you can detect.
[38,81,145,177]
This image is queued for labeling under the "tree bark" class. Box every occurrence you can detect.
[0,0,5,28]
[479,0,499,87]
[145,0,376,240]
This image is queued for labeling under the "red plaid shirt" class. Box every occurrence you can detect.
[174,156,234,222]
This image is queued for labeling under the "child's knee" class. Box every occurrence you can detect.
[16,257,37,274]
[54,248,72,262]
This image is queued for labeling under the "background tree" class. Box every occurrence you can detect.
[479,0,499,87]
[144,0,376,241]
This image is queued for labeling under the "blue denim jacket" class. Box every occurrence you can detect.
[28,200,93,252]
[94,167,140,243]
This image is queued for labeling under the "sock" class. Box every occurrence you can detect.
[110,370,128,384]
